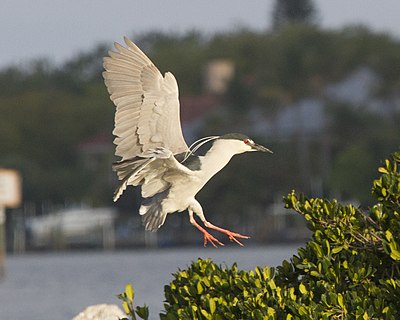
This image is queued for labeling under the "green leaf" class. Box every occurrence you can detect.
[337,293,344,308]
[202,277,211,287]
[267,307,276,316]
[310,270,320,277]
[390,248,400,261]
[200,309,210,318]
[299,283,307,295]
[332,246,344,254]
[136,305,149,320]
[310,242,323,258]
[125,283,134,301]
[378,167,388,174]
[298,306,307,316]
[289,287,296,300]
[383,306,389,313]
[324,239,331,256]
[122,301,130,314]
[197,281,203,294]
[209,298,216,314]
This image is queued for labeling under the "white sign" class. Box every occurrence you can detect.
[0,169,21,208]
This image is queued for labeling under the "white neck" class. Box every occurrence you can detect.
[199,139,242,181]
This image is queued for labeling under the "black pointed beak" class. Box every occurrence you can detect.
[252,143,273,153]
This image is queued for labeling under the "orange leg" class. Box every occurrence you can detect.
[188,210,249,247]
[189,211,224,247]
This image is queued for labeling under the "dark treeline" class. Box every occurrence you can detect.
[1,24,400,222]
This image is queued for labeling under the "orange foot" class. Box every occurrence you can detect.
[189,215,224,247]
[189,213,250,247]
[202,230,224,248]
[204,221,250,246]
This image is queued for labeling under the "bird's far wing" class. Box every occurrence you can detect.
[103,37,189,160]
[139,147,193,198]
[113,147,193,201]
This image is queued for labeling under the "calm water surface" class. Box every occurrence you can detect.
[0,244,301,320]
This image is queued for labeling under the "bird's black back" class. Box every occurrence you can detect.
[174,153,202,171]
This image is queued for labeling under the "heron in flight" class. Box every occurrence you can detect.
[103,37,272,247]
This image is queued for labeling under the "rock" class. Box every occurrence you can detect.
[72,304,126,320]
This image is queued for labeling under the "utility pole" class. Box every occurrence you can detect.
[0,169,21,279]
[0,206,5,278]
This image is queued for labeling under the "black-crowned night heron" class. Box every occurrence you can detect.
[103,37,272,247]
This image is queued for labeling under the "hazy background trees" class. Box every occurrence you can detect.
[1,1,399,227]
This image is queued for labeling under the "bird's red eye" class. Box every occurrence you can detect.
[244,139,249,144]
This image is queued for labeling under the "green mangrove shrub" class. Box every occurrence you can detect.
[158,151,400,319]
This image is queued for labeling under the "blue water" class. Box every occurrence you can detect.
[0,244,301,320]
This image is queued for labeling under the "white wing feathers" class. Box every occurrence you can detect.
[112,147,192,202]
[103,37,189,161]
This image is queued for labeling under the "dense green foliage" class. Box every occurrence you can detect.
[0,51,114,207]
[155,151,400,319]
[1,25,400,213]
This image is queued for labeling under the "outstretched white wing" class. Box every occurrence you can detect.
[103,37,189,160]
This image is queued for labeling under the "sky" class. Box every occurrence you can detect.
[1,0,400,70]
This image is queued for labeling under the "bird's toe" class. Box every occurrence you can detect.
[203,233,224,248]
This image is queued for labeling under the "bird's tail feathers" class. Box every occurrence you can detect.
[139,189,169,232]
